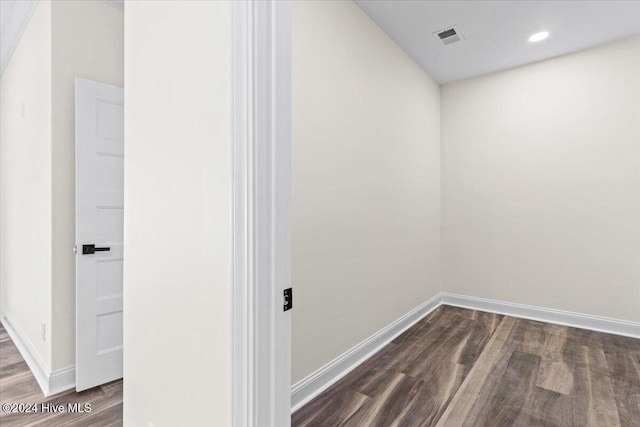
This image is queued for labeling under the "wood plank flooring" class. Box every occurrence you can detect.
[293,306,640,427]
[0,321,123,427]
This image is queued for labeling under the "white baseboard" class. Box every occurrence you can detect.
[290,291,639,413]
[48,366,76,396]
[0,311,75,397]
[290,293,442,412]
[441,293,640,339]
[1,311,50,394]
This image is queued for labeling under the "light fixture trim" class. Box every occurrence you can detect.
[529,31,549,42]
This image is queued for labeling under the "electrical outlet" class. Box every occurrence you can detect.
[41,322,46,341]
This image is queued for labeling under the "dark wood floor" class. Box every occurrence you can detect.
[293,305,640,427]
[0,321,123,427]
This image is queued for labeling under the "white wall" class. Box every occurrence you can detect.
[51,0,124,371]
[123,1,231,426]
[442,35,640,323]
[292,1,441,383]
[0,0,53,369]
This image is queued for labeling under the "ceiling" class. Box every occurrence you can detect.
[1,0,37,75]
[0,1,16,33]
[3,1,639,81]
[354,1,640,84]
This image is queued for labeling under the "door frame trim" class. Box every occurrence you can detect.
[231,1,292,426]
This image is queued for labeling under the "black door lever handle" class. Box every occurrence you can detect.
[82,244,111,255]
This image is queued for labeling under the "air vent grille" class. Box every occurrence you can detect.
[438,29,457,40]
[434,26,463,46]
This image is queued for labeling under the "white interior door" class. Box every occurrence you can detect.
[75,78,124,391]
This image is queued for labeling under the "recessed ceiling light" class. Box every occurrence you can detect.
[529,32,549,42]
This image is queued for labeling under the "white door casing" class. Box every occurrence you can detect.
[75,78,124,392]
[232,1,292,425]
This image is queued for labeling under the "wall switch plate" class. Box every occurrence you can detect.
[41,322,46,341]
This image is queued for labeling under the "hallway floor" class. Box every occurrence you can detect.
[293,306,640,426]
[0,322,123,427]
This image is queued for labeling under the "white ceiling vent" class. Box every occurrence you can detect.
[434,26,464,46]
